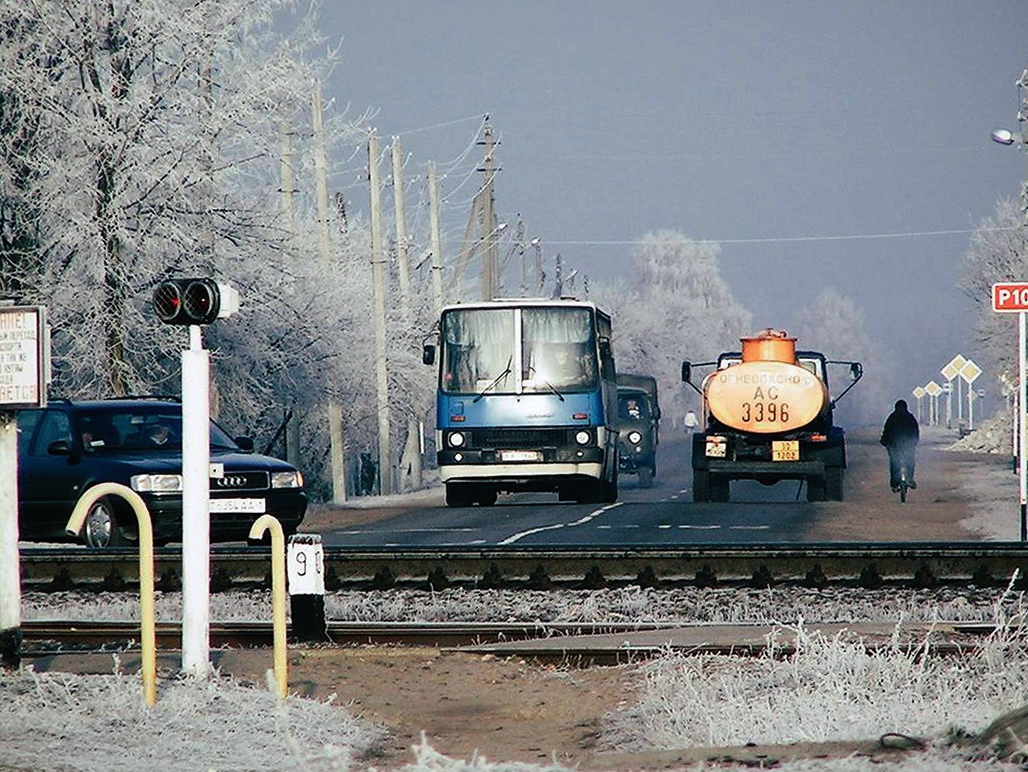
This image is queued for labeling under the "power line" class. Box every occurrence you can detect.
[541,226,1019,247]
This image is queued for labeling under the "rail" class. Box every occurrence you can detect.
[18,542,1028,591]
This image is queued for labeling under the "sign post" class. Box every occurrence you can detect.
[942,355,967,426]
[0,304,48,669]
[911,386,926,424]
[959,359,982,432]
[992,282,1028,540]
[924,381,943,426]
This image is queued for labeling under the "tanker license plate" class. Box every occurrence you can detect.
[499,449,542,462]
[772,440,799,461]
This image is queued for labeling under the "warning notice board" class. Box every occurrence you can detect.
[0,306,47,408]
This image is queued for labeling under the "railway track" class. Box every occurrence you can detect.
[19,618,1003,663]
[18,542,1028,591]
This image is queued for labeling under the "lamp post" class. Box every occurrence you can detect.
[991,66,1028,539]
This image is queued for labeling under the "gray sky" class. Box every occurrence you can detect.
[317,1,1028,404]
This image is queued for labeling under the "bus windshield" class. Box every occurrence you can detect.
[440,306,597,395]
[521,308,596,393]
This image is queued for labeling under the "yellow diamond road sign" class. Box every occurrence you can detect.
[959,359,982,384]
[924,381,942,397]
[912,386,925,399]
[941,354,967,381]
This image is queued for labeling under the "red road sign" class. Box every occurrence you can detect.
[993,282,1028,312]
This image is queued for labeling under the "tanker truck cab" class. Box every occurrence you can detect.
[681,329,862,503]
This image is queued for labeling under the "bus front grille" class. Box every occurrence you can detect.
[473,428,571,448]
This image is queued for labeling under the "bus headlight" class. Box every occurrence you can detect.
[449,431,466,448]
[628,431,642,445]
[574,430,591,445]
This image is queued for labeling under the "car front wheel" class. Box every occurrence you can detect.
[82,496,129,549]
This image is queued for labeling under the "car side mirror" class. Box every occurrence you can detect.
[47,440,72,456]
[234,436,254,452]
[422,344,436,366]
[681,362,692,383]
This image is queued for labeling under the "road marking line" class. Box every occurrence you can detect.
[729,525,771,530]
[499,501,624,545]
[679,525,721,529]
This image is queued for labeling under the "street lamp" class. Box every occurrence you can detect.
[992,128,1024,146]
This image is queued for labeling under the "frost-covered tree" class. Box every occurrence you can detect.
[591,229,752,424]
[0,0,411,497]
[961,199,1028,392]
[792,287,890,426]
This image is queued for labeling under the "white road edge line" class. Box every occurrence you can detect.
[499,501,625,545]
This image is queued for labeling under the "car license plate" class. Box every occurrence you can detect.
[499,449,542,462]
[772,440,799,461]
[209,497,266,514]
[705,440,727,458]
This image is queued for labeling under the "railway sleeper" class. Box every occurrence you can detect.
[526,565,553,590]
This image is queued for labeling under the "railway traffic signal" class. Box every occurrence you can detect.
[152,278,238,325]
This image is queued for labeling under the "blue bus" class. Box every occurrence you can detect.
[423,299,619,507]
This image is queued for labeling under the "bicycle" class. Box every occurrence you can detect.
[894,458,913,503]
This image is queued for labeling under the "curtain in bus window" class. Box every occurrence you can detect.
[441,309,515,394]
[522,308,597,392]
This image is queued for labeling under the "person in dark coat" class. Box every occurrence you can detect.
[880,399,920,491]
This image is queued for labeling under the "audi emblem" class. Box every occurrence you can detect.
[214,476,248,488]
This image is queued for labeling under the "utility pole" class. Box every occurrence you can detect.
[369,132,392,495]
[391,137,421,490]
[428,162,444,313]
[313,86,348,504]
[391,137,412,305]
[279,120,301,468]
[479,119,498,300]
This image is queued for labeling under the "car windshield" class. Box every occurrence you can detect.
[75,406,238,452]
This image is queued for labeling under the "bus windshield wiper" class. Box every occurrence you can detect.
[526,365,565,402]
[473,357,513,403]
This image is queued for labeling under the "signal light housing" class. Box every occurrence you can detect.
[152,278,239,325]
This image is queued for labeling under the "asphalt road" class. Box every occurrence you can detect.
[318,431,855,548]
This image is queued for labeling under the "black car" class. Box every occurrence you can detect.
[16,397,307,548]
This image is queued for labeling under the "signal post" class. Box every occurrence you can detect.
[152,279,238,675]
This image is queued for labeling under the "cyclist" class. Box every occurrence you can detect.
[880,399,920,492]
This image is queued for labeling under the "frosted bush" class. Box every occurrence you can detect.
[0,664,384,772]
[605,610,1028,752]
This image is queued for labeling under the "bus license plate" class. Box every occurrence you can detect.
[772,441,799,461]
[499,449,542,462]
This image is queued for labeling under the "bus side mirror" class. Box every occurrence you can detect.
[422,344,436,366]
[598,338,612,361]
[681,361,692,383]
[850,362,863,380]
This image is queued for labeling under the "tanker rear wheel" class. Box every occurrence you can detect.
[825,467,844,501]
[806,475,827,502]
[710,475,730,502]
[692,470,710,502]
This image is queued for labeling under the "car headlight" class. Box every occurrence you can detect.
[272,470,304,489]
[130,473,183,493]
[628,431,642,445]
[574,430,591,445]
[449,431,466,447]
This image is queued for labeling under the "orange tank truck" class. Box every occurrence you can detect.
[680,329,862,502]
